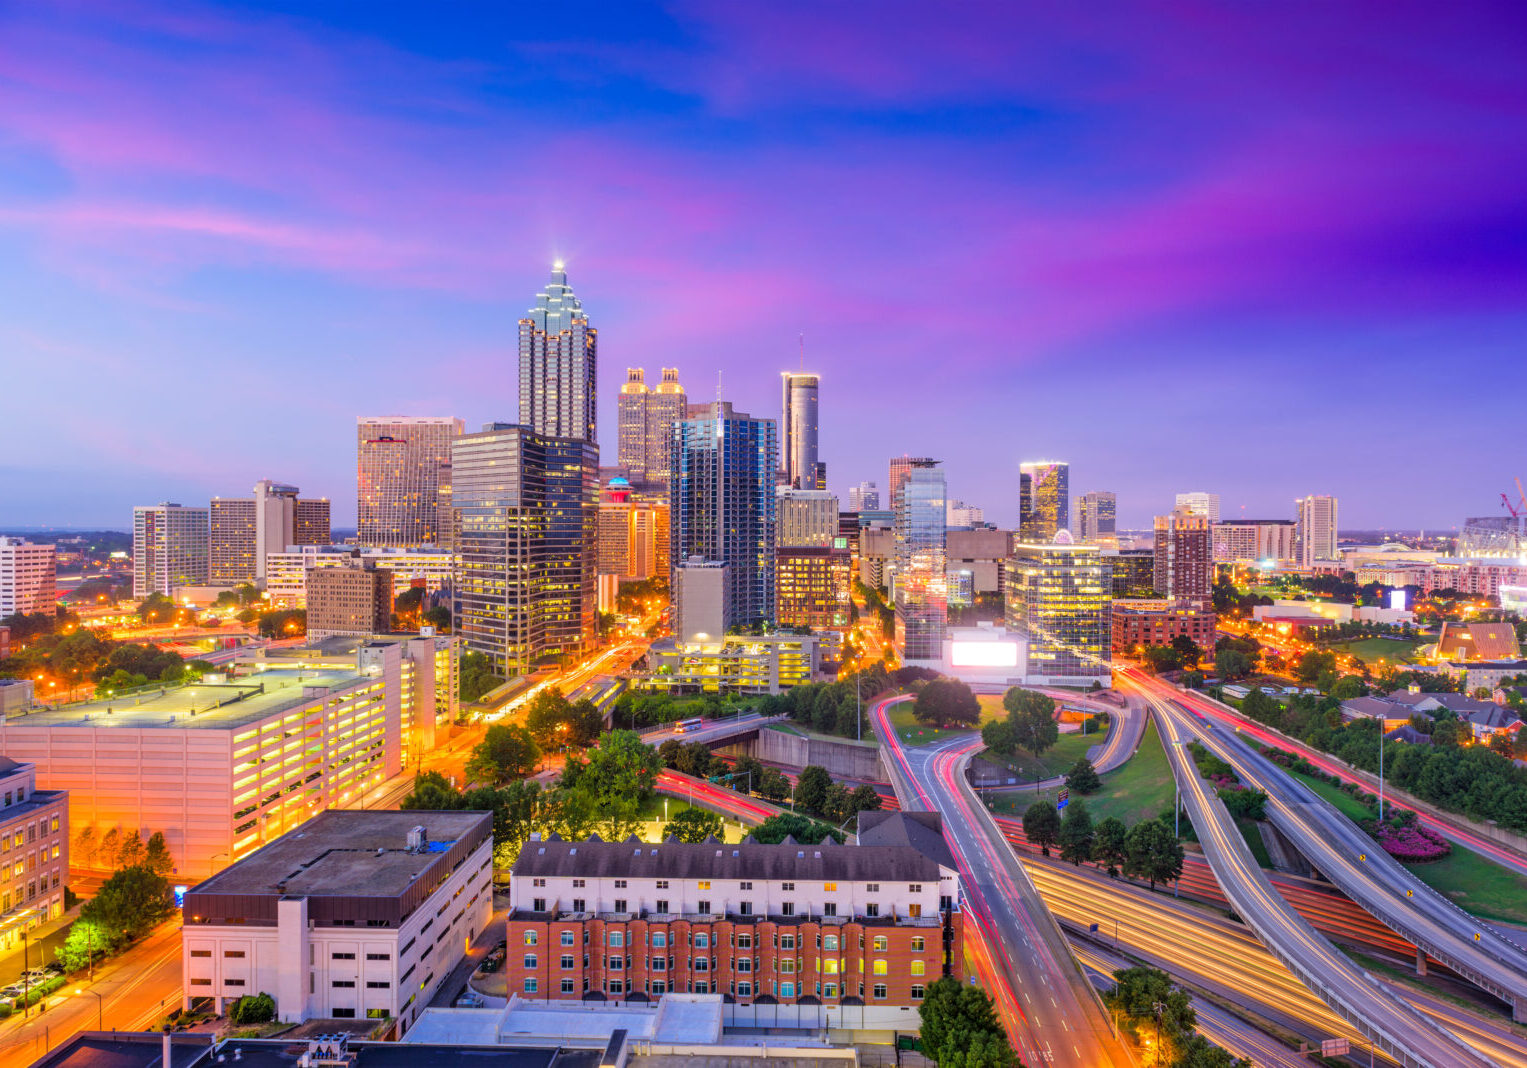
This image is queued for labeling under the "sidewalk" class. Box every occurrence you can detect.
[427,895,509,1009]
[0,902,82,985]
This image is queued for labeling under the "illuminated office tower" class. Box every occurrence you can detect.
[617,369,650,480]
[357,417,464,547]
[452,424,598,677]
[781,372,822,489]
[849,481,880,511]
[894,459,947,664]
[597,479,668,580]
[616,367,686,487]
[646,368,687,486]
[1006,532,1111,683]
[777,489,838,548]
[1018,461,1069,542]
[888,456,936,517]
[670,402,778,629]
[1295,495,1339,567]
[210,480,330,585]
[1153,507,1212,603]
[519,262,596,444]
[133,503,209,597]
[1175,491,1221,524]
[1077,491,1117,546]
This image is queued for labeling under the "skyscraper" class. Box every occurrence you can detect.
[617,368,650,480]
[780,372,821,490]
[452,423,599,677]
[776,489,838,548]
[888,456,935,517]
[1077,491,1117,546]
[893,459,947,664]
[1295,495,1339,567]
[597,479,668,580]
[1019,461,1069,542]
[647,368,687,486]
[357,417,464,548]
[133,503,209,597]
[616,367,687,487]
[670,402,778,629]
[1175,491,1222,524]
[210,480,330,585]
[848,481,880,511]
[0,538,56,616]
[1153,507,1212,603]
[1006,532,1111,683]
[519,262,596,444]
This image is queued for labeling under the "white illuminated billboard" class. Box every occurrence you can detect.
[1390,589,1407,611]
[951,641,1019,667]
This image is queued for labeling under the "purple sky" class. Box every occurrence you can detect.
[2,1,1525,531]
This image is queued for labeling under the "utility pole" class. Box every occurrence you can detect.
[1378,727,1386,823]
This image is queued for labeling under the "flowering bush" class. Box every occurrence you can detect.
[1373,821,1451,862]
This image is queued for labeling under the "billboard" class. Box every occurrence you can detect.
[951,640,1020,667]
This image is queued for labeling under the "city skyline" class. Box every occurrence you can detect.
[3,4,1525,530]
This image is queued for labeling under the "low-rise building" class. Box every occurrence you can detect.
[503,812,962,1033]
[264,545,458,609]
[1436,622,1521,663]
[1442,660,1527,691]
[0,679,32,718]
[0,756,68,955]
[1110,600,1217,656]
[1338,697,1415,731]
[639,634,818,695]
[935,624,1027,692]
[181,809,493,1032]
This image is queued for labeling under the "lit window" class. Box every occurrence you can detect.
[911,961,925,975]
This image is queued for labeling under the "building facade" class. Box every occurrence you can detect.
[1006,532,1111,684]
[182,810,492,1031]
[0,538,56,617]
[1104,548,1157,598]
[848,482,880,512]
[1111,600,1217,656]
[265,546,457,608]
[306,562,394,639]
[453,423,598,678]
[775,547,852,632]
[1153,508,1212,603]
[1076,492,1117,547]
[0,756,68,955]
[893,460,947,665]
[777,489,838,549]
[505,814,961,1024]
[1174,492,1221,525]
[597,481,668,581]
[1018,461,1069,543]
[1295,495,1339,567]
[780,372,822,490]
[640,634,818,694]
[357,417,464,548]
[670,402,778,630]
[519,262,597,444]
[210,481,331,586]
[945,529,1011,596]
[945,501,985,529]
[673,557,729,644]
[887,457,935,520]
[617,368,687,487]
[133,503,210,597]
[1212,520,1297,564]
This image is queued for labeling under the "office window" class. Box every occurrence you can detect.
[525,977,538,993]
[872,960,888,975]
[524,955,537,970]
[524,931,538,945]
[911,961,926,975]
[561,930,576,946]
[911,937,926,952]
[873,983,888,999]
[873,936,888,953]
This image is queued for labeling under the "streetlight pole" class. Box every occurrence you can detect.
[77,987,104,1030]
[1378,727,1385,823]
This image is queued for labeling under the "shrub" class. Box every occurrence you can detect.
[228,991,277,1025]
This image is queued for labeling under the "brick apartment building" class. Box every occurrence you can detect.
[1111,599,1218,656]
[503,812,962,1028]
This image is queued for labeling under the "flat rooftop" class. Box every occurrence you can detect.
[2,668,367,732]
[191,810,491,899]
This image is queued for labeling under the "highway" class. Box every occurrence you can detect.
[1134,679,1497,1068]
[1130,671,1527,1024]
[979,689,1147,795]
[641,712,786,747]
[871,694,1134,1067]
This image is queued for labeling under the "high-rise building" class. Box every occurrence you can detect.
[0,538,56,616]
[647,368,686,486]
[1295,495,1339,567]
[1212,520,1297,564]
[305,561,393,639]
[615,368,688,487]
[596,479,668,580]
[776,546,852,633]
[1006,532,1111,683]
[776,489,838,548]
[1153,508,1212,603]
[356,417,464,548]
[673,557,729,643]
[894,459,947,665]
[670,402,778,629]
[1018,461,1069,543]
[946,500,985,528]
[848,481,880,511]
[210,480,330,586]
[617,368,650,480]
[1077,491,1117,546]
[452,423,599,678]
[780,372,822,490]
[1175,492,1222,524]
[133,503,210,597]
[519,262,596,444]
[1104,548,1157,598]
[888,456,935,519]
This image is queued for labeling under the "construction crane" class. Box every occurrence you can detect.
[1503,477,1527,518]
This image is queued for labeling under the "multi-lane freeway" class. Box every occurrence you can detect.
[871,694,1134,1067]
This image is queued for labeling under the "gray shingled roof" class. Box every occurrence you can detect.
[856,811,957,872]
[512,833,941,882]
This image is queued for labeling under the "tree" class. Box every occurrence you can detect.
[913,678,981,729]
[423,605,452,632]
[401,770,463,810]
[1330,675,1366,700]
[1489,731,1516,759]
[1213,649,1252,681]
[459,650,503,702]
[1058,801,1095,866]
[81,865,175,940]
[1022,800,1061,857]
[229,992,277,1024]
[57,918,119,971]
[794,765,833,816]
[465,724,541,784]
[73,826,98,868]
[751,812,844,844]
[918,976,1017,1068]
[1093,817,1128,878]
[1004,688,1059,759]
[1173,1033,1254,1068]
[144,831,174,876]
[1124,819,1184,891]
[981,718,1018,755]
[850,784,883,814]
[561,730,662,805]
[1170,634,1203,669]
[1294,649,1337,685]
[756,767,792,801]
[1064,758,1101,794]
[1105,965,1195,1041]
[664,807,725,843]
[98,827,121,870]
[590,792,643,842]
[1140,645,1183,674]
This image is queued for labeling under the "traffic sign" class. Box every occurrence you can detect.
[1321,1038,1350,1056]
[1057,788,1069,811]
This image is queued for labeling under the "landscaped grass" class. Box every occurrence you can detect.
[885,695,1003,747]
[980,729,1099,785]
[988,717,1174,826]
[1329,636,1427,665]
[1287,767,1376,823]
[1403,844,1527,927]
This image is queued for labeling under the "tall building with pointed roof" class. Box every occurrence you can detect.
[519,262,597,444]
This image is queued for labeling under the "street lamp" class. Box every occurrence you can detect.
[77,987,104,1030]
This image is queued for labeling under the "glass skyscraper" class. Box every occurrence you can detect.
[780,372,821,490]
[1006,531,1111,682]
[519,262,597,444]
[357,417,464,548]
[893,459,947,664]
[1077,490,1117,546]
[1019,460,1070,542]
[670,402,778,630]
[452,423,598,677]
